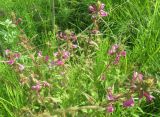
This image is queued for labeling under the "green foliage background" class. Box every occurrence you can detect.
[0,0,160,116]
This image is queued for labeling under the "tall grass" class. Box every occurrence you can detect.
[0,0,160,116]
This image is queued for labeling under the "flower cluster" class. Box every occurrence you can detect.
[57,31,78,48]
[4,49,25,71]
[108,44,126,65]
[53,50,70,66]
[131,72,154,102]
[32,81,50,93]
[106,72,154,113]
[89,2,108,18]
[88,1,108,34]
[37,49,70,67]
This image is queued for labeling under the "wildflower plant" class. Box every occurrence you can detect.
[0,1,158,116]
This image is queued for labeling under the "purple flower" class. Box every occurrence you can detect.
[107,87,115,101]
[123,97,134,107]
[99,10,108,17]
[8,59,15,65]
[51,60,55,65]
[107,104,114,113]
[107,94,115,101]
[45,56,49,62]
[143,91,154,102]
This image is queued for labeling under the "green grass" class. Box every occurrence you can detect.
[0,0,160,116]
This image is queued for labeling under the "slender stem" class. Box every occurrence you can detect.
[51,0,55,36]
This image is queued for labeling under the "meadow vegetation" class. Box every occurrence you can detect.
[0,0,160,117]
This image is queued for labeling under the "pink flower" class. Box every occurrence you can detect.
[108,49,115,55]
[43,81,50,87]
[88,5,97,13]
[123,97,134,107]
[133,72,138,80]
[107,87,115,101]
[32,83,41,92]
[108,44,119,55]
[8,59,15,65]
[72,44,78,49]
[99,10,108,17]
[5,49,10,55]
[143,91,154,102]
[14,53,20,59]
[70,33,77,41]
[45,56,49,62]
[132,72,143,81]
[56,60,64,66]
[53,52,59,57]
[57,31,67,40]
[138,73,143,81]
[100,3,105,10]
[107,104,114,113]
[113,54,120,64]
[19,64,25,71]
[62,51,70,59]
[38,51,42,57]
[120,51,126,57]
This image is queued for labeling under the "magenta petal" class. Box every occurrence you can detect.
[45,56,49,62]
[123,97,134,107]
[8,60,15,65]
[143,92,154,102]
[107,94,114,101]
[138,73,143,81]
[99,10,108,17]
[62,51,70,59]
[88,5,96,13]
[56,60,64,66]
[133,72,138,80]
[107,104,114,113]
[32,84,41,91]
[120,51,126,57]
